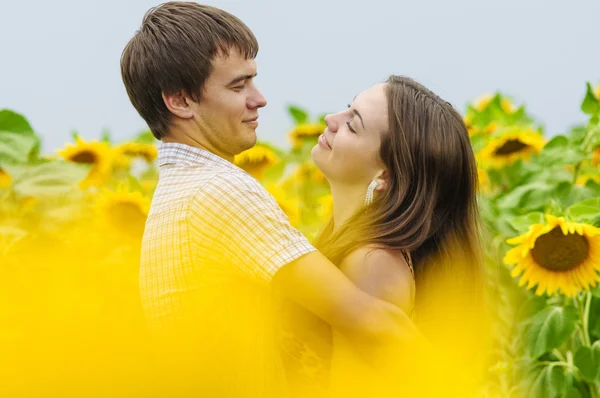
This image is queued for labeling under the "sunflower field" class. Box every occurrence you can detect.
[1,82,600,397]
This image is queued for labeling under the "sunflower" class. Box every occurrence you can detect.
[464,113,480,136]
[288,123,325,149]
[594,84,600,101]
[501,98,516,114]
[593,146,600,166]
[318,194,334,220]
[477,168,491,194]
[294,162,327,185]
[477,128,546,169]
[504,215,600,297]
[483,122,499,135]
[0,167,12,188]
[57,136,112,188]
[234,144,279,179]
[473,94,493,112]
[95,185,150,237]
[112,142,158,168]
[266,184,300,226]
[576,173,600,186]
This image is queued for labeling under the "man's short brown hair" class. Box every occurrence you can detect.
[121,2,259,139]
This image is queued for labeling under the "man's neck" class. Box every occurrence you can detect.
[162,129,234,163]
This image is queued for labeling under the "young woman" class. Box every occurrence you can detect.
[280,75,485,397]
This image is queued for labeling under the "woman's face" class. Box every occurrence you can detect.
[312,83,389,187]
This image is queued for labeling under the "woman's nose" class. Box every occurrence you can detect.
[324,113,338,133]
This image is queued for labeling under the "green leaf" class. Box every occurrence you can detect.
[581,82,600,116]
[525,306,578,358]
[498,182,560,212]
[3,160,90,197]
[537,146,586,167]
[288,105,309,125]
[507,212,545,233]
[543,135,569,150]
[0,131,38,164]
[316,113,328,125]
[521,362,574,398]
[0,109,34,135]
[574,342,600,383]
[556,182,600,208]
[100,129,112,143]
[566,198,600,223]
[587,295,600,341]
[134,129,155,143]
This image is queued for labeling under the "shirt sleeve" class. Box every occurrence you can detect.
[189,174,316,282]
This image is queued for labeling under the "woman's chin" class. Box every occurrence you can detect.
[311,147,327,174]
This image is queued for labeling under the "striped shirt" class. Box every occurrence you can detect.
[139,142,315,396]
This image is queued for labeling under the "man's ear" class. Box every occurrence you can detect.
[374,169,389,192]
[162,90,194,119]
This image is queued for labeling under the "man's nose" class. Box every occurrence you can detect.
[248,87,267,109]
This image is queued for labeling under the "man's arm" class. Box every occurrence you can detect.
[272,251,419,345]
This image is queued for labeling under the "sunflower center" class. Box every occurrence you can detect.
[70,151,98,164]
[531,227,589,271]
[493,140,529,156]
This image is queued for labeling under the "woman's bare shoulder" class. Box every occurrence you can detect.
[339,246,414,313]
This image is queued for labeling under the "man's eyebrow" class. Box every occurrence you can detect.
[227,73,257,86]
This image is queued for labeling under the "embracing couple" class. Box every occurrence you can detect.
[122,2,486,397]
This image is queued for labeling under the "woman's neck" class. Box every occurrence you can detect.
[330,183,367,233]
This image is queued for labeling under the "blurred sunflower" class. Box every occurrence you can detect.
[0,167,12,188]
[112,142,158,168]
[318,194,334,220]
[288,123,325,149]
[266,184,300,226]
[576,173,600,186]
[477,168,490,194]
[594,84,600,100]
[234,144,279,179]
[293,162,327,185]
[501,98,517,114]
[473,93,493,112]
[504,215,600,296]
[464,114,479,136]
[57,136,112,188]
[477,128,545,169]
[96,185,150,237]
[592,146,600,166]
[483,122,499,135]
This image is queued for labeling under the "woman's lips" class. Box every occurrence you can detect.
[318,133,331,150]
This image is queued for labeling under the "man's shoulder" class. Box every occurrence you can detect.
[192,169,271,203]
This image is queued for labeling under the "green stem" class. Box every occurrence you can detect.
[582,292,592,348]
[573,122,599,184]
[552,349,567,362]
[536,361,573,369]
[582,123,599,152]
[572,163,582,185]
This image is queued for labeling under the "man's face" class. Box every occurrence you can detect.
[189,48,267,158]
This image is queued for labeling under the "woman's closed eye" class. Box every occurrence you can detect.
[346,121,357,134]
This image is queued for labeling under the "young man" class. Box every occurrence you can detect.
[121,2,417,396]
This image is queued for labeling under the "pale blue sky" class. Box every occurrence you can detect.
[1,0,598,152]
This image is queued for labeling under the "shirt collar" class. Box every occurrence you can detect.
[157,142,237,170]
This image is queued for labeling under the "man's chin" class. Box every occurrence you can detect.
[237,133,257,154]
